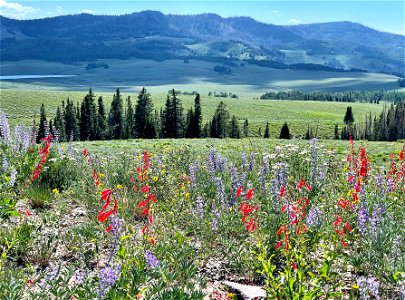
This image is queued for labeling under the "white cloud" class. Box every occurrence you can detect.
[272,10,280,14]
[0,0,39,19]
[56,5,63,14]
[81,9,95,14]
[288,18,304,25]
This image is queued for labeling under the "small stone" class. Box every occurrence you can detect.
[223,281,266,300]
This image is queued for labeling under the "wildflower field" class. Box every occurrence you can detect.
[1,111,404,299]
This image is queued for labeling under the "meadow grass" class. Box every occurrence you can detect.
[1,89,385,138]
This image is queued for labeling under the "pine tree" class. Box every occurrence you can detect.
[108,88,124,139]
[185,108,194,138]
[64,98,79,141]
[334,124,339,140]
[97,96,107,140]
[192,93,202,138]
[305,125,311,140]
[279,122,291,139]
[264,122,270,138]
[243,119,249,137]
[210,101,230,138]
[344,106,354,125]
[229,115,241,138]
[37,103,48,143]
[162,89,184,138]
[134,87,154,138]
[80,89,97,141]
[124,96,135,139]
[54,106,66,141]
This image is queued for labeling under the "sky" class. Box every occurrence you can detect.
[0,0,404,35]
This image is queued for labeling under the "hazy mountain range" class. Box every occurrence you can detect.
[1,11,404,76]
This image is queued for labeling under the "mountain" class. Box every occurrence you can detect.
[1,11,404,76]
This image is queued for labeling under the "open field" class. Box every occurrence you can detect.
[1,59,402,96]
[1,89,386,139]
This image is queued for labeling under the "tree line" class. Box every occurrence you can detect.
[260,90,405,103]
[35,88,257,142]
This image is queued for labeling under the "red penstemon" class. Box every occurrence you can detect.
[32,133,53,181]
[276,179,311,250]
[333,197,352,247]
[236,187,258,232]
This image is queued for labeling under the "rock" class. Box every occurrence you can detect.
[223,281,266,300]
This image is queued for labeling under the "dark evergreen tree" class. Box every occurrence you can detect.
[80,89,97,141]
[229,115,241,138]
[108,88,124,139]
[279,122,291,139]
[124,96,135,139]
[210,101,230,138]
[162,89,184,138]
[64,98,79,141]
[264,122,270,138]
[334,124,339,140]
[54,106,66,141]
[185,108,194,138]
[134,87,154,138]
[37,103,48,143]
[243,119,249,137]
[344,106,354,125]
[144,119,157,139]
[186,93,202,138]
[97,96,107,140]
[305,125,311,140]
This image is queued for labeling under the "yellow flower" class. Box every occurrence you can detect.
[185,193,190,198]
[99,173,105,178]
[227,293,235,299]
[116,184,123,189]
[52,188,59,195]
[153,176,158,182]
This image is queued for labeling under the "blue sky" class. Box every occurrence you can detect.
[1,0,404,35]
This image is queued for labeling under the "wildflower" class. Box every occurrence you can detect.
[144,250,159,268]
[52,188,59,194]
[116,184,123,189]
[357,206,368,236]
[212,210,219,231]
[153,176,158,182]
[246,188,254,200]
[248,152,255,172]
[0,110,12,146]
[216,178,225,205]
[1,155,8,172]
[98,265,121,299]
[306,207,323,229]
[72,270,85,285]
[310,138,319,186]
[196,196,204,218]
[371,204,385,241]
[9,168,17,187]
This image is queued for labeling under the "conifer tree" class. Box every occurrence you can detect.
[162,89,184,138]
[192,93,202,138]
[264,122,270,138]
[64,98,79,141]
[37,103,48,143]
[134,87,154,138]
[344,106,354,125]
[243,118,249,137]
[80,89,97,141]
[185,108,194,138]
[97,96,107,140]
[210,101,230,138]
[229,115,241,138]
[124,96,135,139]
[279,122,291,139]
[334,124,339,140]
[108,88,124,139]
[54,106,66,141]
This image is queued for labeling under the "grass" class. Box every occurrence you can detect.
[1,58,401,95]
[1,89,386,139]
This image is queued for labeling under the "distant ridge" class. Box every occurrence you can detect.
[1,11,404,75]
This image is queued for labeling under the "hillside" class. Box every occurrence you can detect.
[1,11,404,75]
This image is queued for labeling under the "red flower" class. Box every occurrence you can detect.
[83,148,88,156]
[101,189,112,201]
[148,194,157,203]
[341,239,347,247]
[149,236,155,245]
[235,186,243,198]
[279,186,285,198]
[246,188,254,200]
[138,199,148,208]
[246,218,257,231]
[275,240,283,249]
[400,147,404,161]
[337,198,348,209]
[141,225,147,234]
[334,215,342,226]
[297,179,310,191]
[141,186,149,193]
[291,261,297,270]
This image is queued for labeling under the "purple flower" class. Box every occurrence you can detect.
[357,206,368,236]
[306,207,323,228]
[241,152,247,171]
[9,169,17,187]
[248,152,255,172]
[207,148,216,181]
[144,250,159,269]
[310,138,319,186]
[189,162,197,188]
[216,178,225,206]
[73,270,85,285]
[371,204,385,241]
[2,155,8,172]
[14,125,31,152]
[0,110,12,146]
[98,265,121,299]
[392,235,402,262]
[357,276,380,300]
[386,178,396,193]
[196,196,204,218]
[366,277,380,300]
[259,165,267,194]
[212,209,219,231]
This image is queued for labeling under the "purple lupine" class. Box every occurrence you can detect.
[73,270,85,285]
[310,138,319,186]
[98,264,121,299]
[14,125,31,152]
[357,206,368,236]
[375,168,384,193]
[366,277,380,300]
[0,110,12,146]
[216,178,225,206]
[189,162,197,188]
[259,165,267,193]
[371,204,385,241]
[196,196,204,218]
[306,207,323,229]
[107,215,123,265]
[212,209,219,231]
[144,250,159,268]
[386,178,396,193]
[391,235,402,263]
[207,148,216,181]
[2,155,8,172]
[9,169,17,187]
[359,184,368,207]
[240,172,247,188]
[215,154,225,173]
[248,152,255,172]
[274,162,288,187]
[229,163,240,206]
[39,263,60,290]
[347,171,356,188]
[241,152,247,171]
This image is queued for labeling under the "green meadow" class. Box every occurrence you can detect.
[1,89,386,139]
